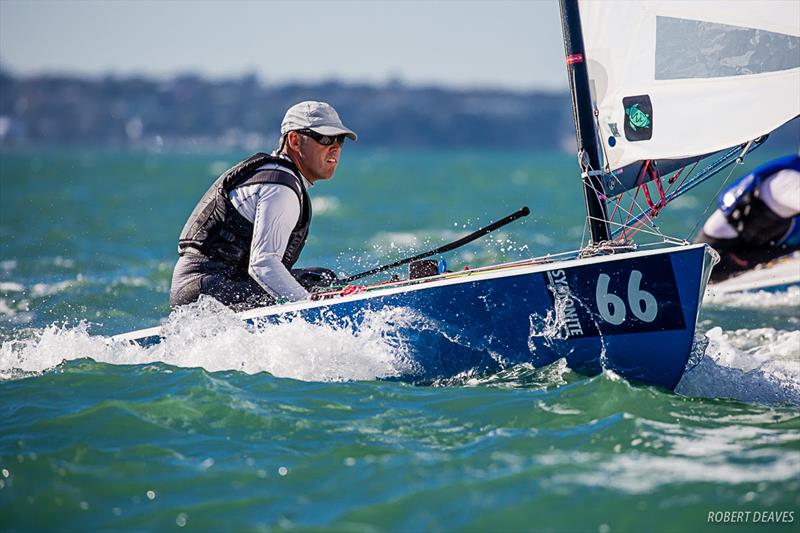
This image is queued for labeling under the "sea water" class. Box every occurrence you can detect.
[1,147,798,531]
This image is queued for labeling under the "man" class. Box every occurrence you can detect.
[695,153,800,282]
[170,101,357,309]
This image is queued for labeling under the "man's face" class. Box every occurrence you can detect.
[296,133,343,183]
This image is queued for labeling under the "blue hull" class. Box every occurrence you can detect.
[116,244,713,390]
[238,244,714,390]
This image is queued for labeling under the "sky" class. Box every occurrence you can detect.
[0,0,568,90]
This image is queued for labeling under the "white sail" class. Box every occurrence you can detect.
[579,0,800,172]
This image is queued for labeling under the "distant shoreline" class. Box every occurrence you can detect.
[1,71,797,152]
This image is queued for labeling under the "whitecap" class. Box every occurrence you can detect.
[371,231,420,251]
[311,196,341,215]
[30,278,81,297]
[208,160,231,176]
[550,448,800,493]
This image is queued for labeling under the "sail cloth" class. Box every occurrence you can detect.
[578,0,800,177]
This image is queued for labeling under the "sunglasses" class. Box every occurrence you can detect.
[297,129,347,146]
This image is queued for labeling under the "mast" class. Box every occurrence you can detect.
[559,0,611,244]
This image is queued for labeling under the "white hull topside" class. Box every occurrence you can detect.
[709,252,800,295]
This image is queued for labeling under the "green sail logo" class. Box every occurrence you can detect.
[622,95,653,141]
[625,103,650,131]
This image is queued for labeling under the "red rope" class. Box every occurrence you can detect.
[621,159,701,241]
[621,184,642,240]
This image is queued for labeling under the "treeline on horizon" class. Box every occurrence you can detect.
[0,70,797,152]
[0,70,575,151]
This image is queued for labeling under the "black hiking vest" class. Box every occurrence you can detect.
[178,152,311,270]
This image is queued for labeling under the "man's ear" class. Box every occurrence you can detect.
[287,131,301,150]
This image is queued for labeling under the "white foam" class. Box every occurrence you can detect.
[30,277,81,297]
[369,229,474,255]
[0,297,419,382]
[0,297,34,324]
[371,231,420,251]
[676,327,800,405]
[0,276,86,301]
[311,195,341,215]
[52,256,75,269]
[0,298,19,318]
[552,447,800,493]
[107,276,167,293]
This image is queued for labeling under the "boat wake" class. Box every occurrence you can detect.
[2,298,798,405]
[676,326,800,405]
[0,298,419,382]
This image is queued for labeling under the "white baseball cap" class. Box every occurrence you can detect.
[280,101,358,141]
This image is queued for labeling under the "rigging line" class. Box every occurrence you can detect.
[614,146,746,237]
[623,185,683,240]
[623,184,643,237]
[597,184,696,245]
[577,150,593,249]
[579,153,676,244]
[666,162,700,208]
[612,162,728,238]
[612,143,756,239]
[601,216,685,243]
[663,166,685,195]
[665,161,699,197]
[588,213,666,237]
[596,190,667,241]
[617,192,667,241]
[624,214,665,241]
[629,187,666,234]
[589,215,677,241]
[601,216,659,233]
[684,158,743,241]
[583,174,669,241]
[623,188,670,238]
[607,161,647,228]
[602,176,645,239]
[608,189,623,222]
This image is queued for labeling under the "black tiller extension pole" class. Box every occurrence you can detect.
[338,206,530,285]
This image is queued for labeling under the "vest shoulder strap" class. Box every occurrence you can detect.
[241,170,304,202]
[222,153,300,191]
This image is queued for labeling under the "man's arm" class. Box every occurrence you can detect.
[246,184,310,302]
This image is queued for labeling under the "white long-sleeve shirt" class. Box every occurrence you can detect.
[703,168,799,239]
[228,160,312,302]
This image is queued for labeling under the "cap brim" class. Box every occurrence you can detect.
[310,125,358,141]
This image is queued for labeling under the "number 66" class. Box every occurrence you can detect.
[596,270,658,325]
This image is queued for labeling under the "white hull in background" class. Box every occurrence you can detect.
[708,253,800,295]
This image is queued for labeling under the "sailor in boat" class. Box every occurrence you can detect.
[170,101,358,310]
[695,153,800,282]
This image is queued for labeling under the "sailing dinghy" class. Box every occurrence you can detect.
[115,0,800,390]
